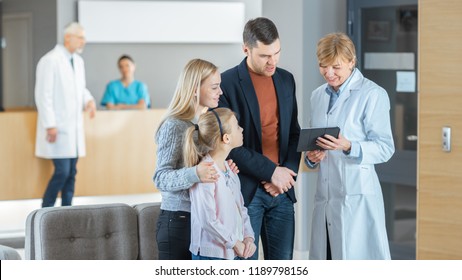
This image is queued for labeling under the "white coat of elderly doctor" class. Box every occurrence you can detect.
[305,32,395,260]
[35,22,96,208]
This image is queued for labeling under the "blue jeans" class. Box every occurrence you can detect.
[246,187,295,260]
[42,158,78,207]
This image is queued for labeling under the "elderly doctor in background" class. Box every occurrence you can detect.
[305,32,394,260]
[35,22,96,208]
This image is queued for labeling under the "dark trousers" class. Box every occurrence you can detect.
[42,158,78,208]
[156,209,191,260]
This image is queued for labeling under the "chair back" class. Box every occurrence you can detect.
[133,202,161,260]
[25,203,138,260]
[0,244,21,260]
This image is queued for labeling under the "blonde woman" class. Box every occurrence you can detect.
[306,33,394,260]
[153,59,236,260]
[184,108,256,260]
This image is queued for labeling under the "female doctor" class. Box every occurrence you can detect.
[305,32,395,260]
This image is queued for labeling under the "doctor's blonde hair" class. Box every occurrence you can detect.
[317,32,356,66]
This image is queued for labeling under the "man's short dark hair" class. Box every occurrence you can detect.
[243,17,279,48]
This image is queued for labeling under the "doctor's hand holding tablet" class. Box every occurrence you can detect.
[297,126,351,164]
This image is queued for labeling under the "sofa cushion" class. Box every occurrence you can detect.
[0,244,21,260]
[133,202,161,260]
[29,203,138,260]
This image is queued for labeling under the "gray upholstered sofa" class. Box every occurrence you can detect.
[0,244,22,260]
[133,203,160,260]
[25,202,160,260]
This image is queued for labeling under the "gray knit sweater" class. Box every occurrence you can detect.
[153,117,200,212]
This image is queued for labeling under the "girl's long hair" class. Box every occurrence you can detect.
[183,108,235,167]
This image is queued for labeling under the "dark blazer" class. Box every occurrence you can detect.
[219,58,301,206]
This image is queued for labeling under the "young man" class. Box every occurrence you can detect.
[219,17,301,260]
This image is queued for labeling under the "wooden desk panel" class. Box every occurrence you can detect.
[0,110,165,200]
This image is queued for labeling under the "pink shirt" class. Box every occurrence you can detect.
[189,155,254,260]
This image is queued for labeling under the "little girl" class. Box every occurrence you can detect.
[183,108,256,260]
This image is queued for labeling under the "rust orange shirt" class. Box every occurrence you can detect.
[249,70,279,164]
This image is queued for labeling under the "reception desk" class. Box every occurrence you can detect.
[0,109,166,200]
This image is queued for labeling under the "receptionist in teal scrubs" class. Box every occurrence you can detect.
[101,54,151,110]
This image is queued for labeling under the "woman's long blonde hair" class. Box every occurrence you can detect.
[183,108,235,167]
[156,59,218,136]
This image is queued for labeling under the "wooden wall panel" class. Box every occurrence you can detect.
[418,215,462,259]
[0,110,165,200]
[419,191,462,224]
[0,112,52,199]
[418,0,462,259]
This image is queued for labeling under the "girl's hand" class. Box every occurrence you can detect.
[233,240,245,257]
[242,237,256,259]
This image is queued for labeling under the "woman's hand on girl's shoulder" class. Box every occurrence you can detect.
[197,161,219,183]
[227,159,239,174]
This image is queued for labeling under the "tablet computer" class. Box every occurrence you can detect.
[296,126,340,152]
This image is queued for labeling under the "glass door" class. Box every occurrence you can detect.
[348,0,418,259]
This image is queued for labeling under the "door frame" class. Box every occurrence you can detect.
[347,0,418,258]
[347,0,418,188]
[348,0,418,69]
[2,13,34,109]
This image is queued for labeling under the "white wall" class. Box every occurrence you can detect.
[2,0,345,112]
[57,0,262,109]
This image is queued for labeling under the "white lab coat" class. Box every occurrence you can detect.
[308,69,395,260]
[35,45,94,159]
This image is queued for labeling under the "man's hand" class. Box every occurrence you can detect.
[85,100,96,118]
[271,166,297,190]
[262,181,290,197]
[46,127,58,143]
